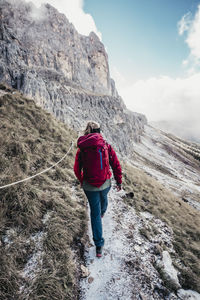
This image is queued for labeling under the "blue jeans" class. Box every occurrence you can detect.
[84,186,111,247]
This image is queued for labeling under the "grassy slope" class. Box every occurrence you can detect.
[123,162,200,293]
[0,87,87,300]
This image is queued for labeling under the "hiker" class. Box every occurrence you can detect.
[74,121,122,257]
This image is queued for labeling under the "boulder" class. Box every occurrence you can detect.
[156,251,181,290]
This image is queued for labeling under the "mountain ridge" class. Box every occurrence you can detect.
[150,120,200,144]
[0,0,147,154]
[0,0,200,298]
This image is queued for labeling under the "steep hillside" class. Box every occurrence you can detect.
[123,163,200,294]
[0,85,87,300]
[132,125,200,210]
[1,90,200,299]
[0,0,147,154]
[150,120,200,144]
[121,124,200,294]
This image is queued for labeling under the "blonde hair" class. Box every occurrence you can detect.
[84,121,100,135]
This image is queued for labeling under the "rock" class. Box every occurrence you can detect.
[154,244,162,255]
[177,289,200,300]
[0,0,147,155]
[139,292,147,300]
[156,251,180,290]
[88,276,94,284]
[88,242,93,248]
[182,197,189,203]
[134,245,141,252]
[126,192,134,198]
[141,248,145,254]
[0,1,113,96]
[136,239,142,245]
[80,265,90,278]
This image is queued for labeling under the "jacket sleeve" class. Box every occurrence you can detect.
[73,149,83,184]
[108,144,122,185]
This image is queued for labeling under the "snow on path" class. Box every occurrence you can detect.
[80,188,134,300]
[80,187,179,300]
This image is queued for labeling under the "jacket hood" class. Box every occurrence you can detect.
[77,133,105,150]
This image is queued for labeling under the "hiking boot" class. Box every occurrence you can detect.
[96,246,103,258]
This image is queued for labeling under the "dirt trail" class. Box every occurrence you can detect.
[80,187,180,300]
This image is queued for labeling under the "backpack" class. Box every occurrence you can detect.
[80,141,110,186]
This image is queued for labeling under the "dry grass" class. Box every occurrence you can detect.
[122,162,200,293]
[0,86,87,299]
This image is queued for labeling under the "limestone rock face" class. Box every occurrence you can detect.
[0,0,147,153]
[0,0,114,96]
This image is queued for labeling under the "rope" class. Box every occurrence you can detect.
[0,141,74,190]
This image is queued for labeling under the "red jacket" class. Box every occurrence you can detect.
[74,133,122,187]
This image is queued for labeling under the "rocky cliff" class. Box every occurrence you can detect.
[1,1,200,296]
[0,0,147,154]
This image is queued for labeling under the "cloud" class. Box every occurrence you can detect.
[111,66,126,86]
[186,7,200,61]
[112,71,200,141]
[178,5,200,68]
[178,12,192,35]
[24,0,102,39]
[119,74,200,122]
[111,6,200,142]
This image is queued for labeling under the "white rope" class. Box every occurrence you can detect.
[0,141,74,190]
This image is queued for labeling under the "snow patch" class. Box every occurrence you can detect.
[2,228,17,246]
[21,231,46,281]
[80,188,134,299]
[177,289,200,300]
[19,211,52,295]
[156,251,181,290]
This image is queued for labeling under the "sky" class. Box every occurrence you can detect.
[25,0,200,141]
[84,0,195,80]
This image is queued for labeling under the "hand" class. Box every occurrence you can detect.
[116,184,121,192]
